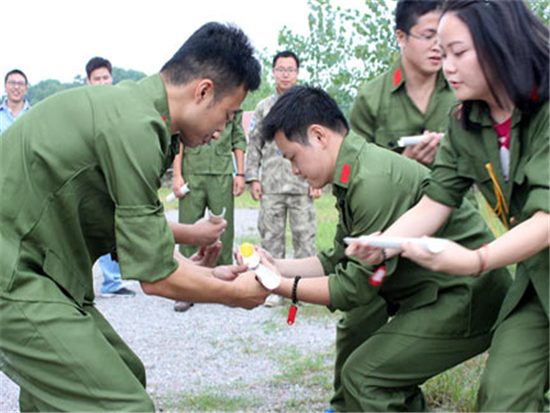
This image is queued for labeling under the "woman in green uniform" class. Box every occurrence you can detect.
[348,1,549,411]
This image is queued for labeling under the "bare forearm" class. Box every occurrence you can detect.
[234,148,245,175]
[274,276,331,306]
[274,256,325,278]
[172,143,183,179]
[170,222,198,245]
[483,210,549,271]
[383,195,452,256]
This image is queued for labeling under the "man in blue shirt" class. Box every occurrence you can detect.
[0,69,31,135]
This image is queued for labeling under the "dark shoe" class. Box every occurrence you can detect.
[102,287,136,297]
[174,301,194,312]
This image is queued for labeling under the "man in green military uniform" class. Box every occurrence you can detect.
[171,110,247,312]
[337,1,458,410]
[0,23,270,411]
[350,0,455,167]
[254,85,511,411]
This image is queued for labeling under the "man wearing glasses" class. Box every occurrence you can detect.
[350,0,454,167]
[1,69,31,135]
[245,51,321,307]
[329,1,458,411]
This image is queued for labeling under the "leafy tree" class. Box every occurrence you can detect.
[278,0,397,114]
[527,0,550,24]
[112,67,147,84]
[26,79,82,106]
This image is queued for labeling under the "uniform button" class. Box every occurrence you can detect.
[388,141,395,148]
[510,216,518,226]
[338,200,345,208]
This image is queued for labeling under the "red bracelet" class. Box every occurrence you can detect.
[475,244,489,277]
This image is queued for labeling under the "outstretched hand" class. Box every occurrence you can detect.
[192,217,227,246]
[190,241,222,267]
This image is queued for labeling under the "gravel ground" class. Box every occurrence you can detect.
[0,209,337,412]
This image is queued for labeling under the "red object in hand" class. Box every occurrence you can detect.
[369,265,387,286]
[287,304,298,325]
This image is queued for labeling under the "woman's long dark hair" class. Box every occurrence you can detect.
[442,0,549,128]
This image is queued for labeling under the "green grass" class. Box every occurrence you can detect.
[159,388,258,412]
[274,345,335,411]
[235,188,260,209]
[423,354,487,412]
[159,187,178,211]
[314,193,338,251]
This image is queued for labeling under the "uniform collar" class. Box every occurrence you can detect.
[332,131,367,190]
[390,56,450,94]
[135,74,180,164]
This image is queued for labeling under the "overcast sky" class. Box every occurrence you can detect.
[2,0,332,94]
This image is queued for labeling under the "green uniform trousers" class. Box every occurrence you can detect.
[330,296,493,412]
[330,297,389,412]
[478,284,549,412]
[0,298,154,412]
[178,174,235,265]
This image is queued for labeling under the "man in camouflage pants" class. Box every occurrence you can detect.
[245,51,321,306]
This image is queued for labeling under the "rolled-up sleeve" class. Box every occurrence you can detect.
[115,204,178,282]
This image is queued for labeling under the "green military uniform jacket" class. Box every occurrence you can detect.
[350,58,456,152]
[425,101,549,323]
[182,110,246,175]
[0,75,179,307]
[317,131,511,337]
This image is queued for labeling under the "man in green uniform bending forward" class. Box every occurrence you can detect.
[256,85,511,411]
[0,23,270,412]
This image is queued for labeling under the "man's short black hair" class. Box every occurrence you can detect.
[161,22,261,100]
[272,51,300,69]
[261,85,349,146]
[85,57,112,79]
[395,0,443,33]
[4,69,28,85]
